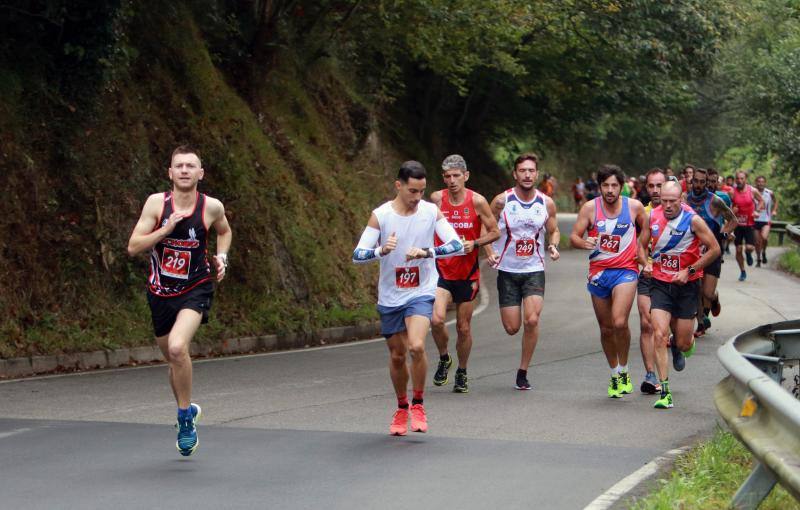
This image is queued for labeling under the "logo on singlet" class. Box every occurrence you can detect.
[597,220,606,228]
[464,208,470,215]
[616,223,630,229]
[189,227,197,241]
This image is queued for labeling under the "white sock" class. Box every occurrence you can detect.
[612,365,620,377]
[620,364,628,374]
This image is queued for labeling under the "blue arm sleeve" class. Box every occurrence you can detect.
[432,218,464,259]
[352,226,381,264]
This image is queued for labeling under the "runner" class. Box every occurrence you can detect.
[753,175,778,267]
[485,152,560,390]
[685,168,737,337]
[572,177,586,212]
[731,170,765,281]
[680,165,694,194]
[639,181,721,409]
[636,168,665,394]
[352,160,463,436]
[429,155,500,393]
[570,165,648,398]
[127,145,232,456]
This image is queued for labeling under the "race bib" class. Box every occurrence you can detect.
[659,254,680,274]
[395,267,420,289]
[599,234,621,253]
[736,214,749,224]
[515,239,535,258]
[161,247,191,279]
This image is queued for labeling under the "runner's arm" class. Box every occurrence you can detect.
[638,222,653,276]
[689,216,722,271]
[127,194,177,256]
[753,186,765,211]
[569,200,596,250]
[710,195,737,234]
[352,214,385,264]
[473,194,500,248]
[633,201,649,267]
[545,197,560,259]
[208,198,232,281]
[771,191,778,217]
[483,193,505,259]
[431,213,464,258]
[429,190,443,209]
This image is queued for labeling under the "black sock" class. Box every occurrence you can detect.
[517,369,527,380]
[456,367,467,375]
[411,398,423,405]
[440,353,450,362]
[703,307,710,316]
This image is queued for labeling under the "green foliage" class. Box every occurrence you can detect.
[630,427,800,510]
[779,248,800,277]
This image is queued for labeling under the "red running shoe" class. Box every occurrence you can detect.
[390,408,409,436]
[409,403,428,433]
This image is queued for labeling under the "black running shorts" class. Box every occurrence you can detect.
[734,226,755,246]
[649,278,700,320]
[637,272,652,296]
[497,270,545,307]
[437,277,479,304]
[147,281,214,337]
[705,255,722,278]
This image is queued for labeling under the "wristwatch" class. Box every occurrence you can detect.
[688,265,697,276]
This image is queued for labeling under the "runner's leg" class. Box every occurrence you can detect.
[405,315,430,393]
[519,295,544,369]
[609,282,636,367]
[591,295,619,368]
[386,331,410,398]
[431,287,452,357]
[637,294,655,373]
[156,335,178,403]
[165,309,202,409]
[454,300,475,369]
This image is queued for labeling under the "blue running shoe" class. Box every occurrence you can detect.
[176,403,201,456]
[670,336,685,372]
[738,270,746,282]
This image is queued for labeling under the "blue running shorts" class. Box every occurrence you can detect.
[587,268,638,299]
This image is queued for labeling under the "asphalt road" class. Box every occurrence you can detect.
[1,214,798,509]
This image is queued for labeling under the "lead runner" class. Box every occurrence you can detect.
[352,160,463,435]
[127,145,232,456]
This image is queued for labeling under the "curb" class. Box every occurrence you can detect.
[0,321,381,380]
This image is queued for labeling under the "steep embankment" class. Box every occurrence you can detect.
[0,5,508,358]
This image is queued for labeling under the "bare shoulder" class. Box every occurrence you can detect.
[142,193,166,215]
[429,190,443,206]
[204,195,226,220]
[490,191,506,207]
[544,194,557,214]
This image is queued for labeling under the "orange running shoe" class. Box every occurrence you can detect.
[409,403,428,433]
[390,408,409,436]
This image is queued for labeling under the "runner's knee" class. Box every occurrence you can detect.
[431,312,446,329]
[167,342,189,363]
[612,316,629,331]
[456,322,471,338]
[407,343,425,359]
[523,314,539,330]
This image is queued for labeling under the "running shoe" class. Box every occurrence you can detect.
[608,375,622,398]
[174,402,202,431]
[670,336,686,372]
[409,403,427,433]
[654,390,673,409]
[389,407,409,436]
[640,372,660,394]
[453,371,469,393]
[433,354,452,386]
[739,270,747,282]
[619,371,633,394]
[711,297,721,317]
[702,315,711,330]
[515,373,532,390]
[176,405,201,456]
[746,251,754,266]
[684,340,696,359]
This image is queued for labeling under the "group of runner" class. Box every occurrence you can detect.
[126,145,779,453]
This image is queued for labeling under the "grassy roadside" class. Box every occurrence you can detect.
[778,247,800,277]
[629,427,800,509]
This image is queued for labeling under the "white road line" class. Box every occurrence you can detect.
[0,428,33,440]
[583,446,690,510]
[1,264,492,384]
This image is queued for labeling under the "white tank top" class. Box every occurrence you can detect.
[374,200,439,307]
[755,188,773,222]
[492,189,549,273]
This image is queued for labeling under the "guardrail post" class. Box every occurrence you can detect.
[731,462,778,509]
[742,353,784,384]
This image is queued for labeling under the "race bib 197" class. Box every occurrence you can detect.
[515,239,535,258]
[161,247,191,279]
[659,254,680,274]
[395,266,420,289]
[599,234,621,253]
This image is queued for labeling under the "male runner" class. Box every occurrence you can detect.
[731,170,765,281]
[570,165,647,398]
[685,168,737,336]
[753,176,778,266]
[485,153,560,390]
[639,181,721,409]
[429,155,500,393]
[352,160,463,435]
[636,168,665,394]
[127,145,232,456]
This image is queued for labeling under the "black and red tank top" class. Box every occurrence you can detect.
[435,189,482,281]
[148,192,212,297]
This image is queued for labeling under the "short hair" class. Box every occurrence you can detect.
[645,168,665,181]
[597,164,625,185]
[441,154,467,172]
[397,160,427,182]
[707,167,718,176]
[513,152,539,171]
[693,167,707,176]
[755,175,767,181]
[735,170,748,178]
[171,144,202,166]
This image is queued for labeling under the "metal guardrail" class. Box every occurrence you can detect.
[787,223,800,245]
[714,319,800,509]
